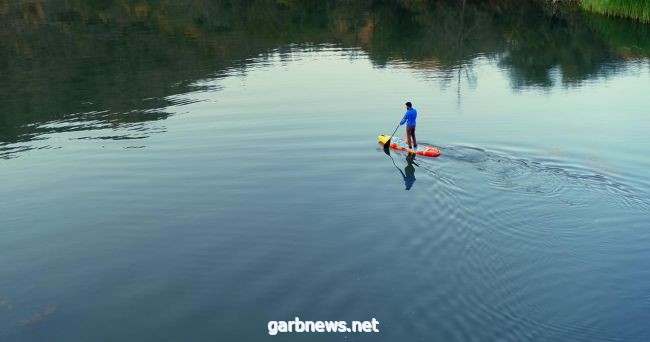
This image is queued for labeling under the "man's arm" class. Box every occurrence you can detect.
[399,112,408,125]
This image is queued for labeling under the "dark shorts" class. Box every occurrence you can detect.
[406,126,416,134]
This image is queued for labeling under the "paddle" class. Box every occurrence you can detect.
[383,123,401,152]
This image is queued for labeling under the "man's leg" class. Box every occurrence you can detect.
[411,127,417,148]
[407,126,416,149]
[406,127,413,148]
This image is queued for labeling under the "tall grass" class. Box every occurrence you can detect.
[580,0,650,23]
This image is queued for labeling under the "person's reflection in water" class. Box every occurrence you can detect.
[399,153,418,190]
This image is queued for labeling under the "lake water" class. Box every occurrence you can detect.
[1,1,649,341]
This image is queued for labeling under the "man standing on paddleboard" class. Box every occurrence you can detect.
[400,102,417,149]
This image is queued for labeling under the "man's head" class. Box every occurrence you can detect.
[405,102,412,109]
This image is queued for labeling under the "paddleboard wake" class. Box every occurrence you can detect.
[378,134,441,158]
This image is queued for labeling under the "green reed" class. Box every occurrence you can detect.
[580,0,650,23]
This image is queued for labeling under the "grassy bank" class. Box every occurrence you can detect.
[580,0,650,23]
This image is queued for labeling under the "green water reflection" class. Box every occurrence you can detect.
[1,0,648,151]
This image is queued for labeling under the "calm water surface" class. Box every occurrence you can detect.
[1,1,650,341]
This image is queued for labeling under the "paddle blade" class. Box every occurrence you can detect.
[383,139,392,155]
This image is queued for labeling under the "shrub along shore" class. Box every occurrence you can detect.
[578,0,650,23]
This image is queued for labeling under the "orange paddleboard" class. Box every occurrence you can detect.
[378,135,441,158]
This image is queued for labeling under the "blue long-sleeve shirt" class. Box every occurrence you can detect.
[400,108,417,127]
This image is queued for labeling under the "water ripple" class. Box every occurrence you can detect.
[439,145,650,211]
[376,144,650,341]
